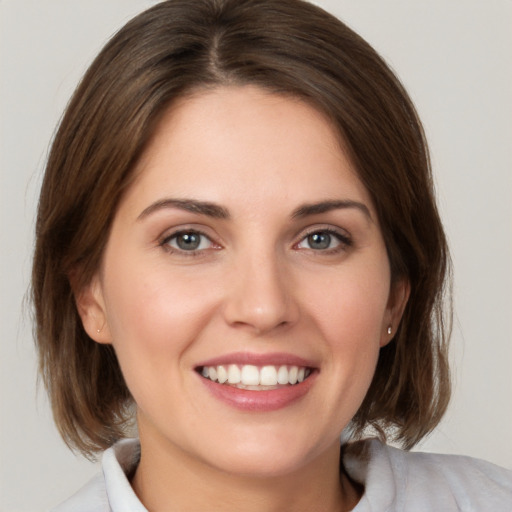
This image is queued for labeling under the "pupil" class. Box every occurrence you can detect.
[308,232,330,250]
[177,233,200,250]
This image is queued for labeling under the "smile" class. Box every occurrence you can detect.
[195,353,317,411]
[199,364,312,389]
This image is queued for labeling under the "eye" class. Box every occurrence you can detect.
[162,230,215,252]
[296,229,351,251]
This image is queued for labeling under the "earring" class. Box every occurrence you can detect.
[387,326,392,335]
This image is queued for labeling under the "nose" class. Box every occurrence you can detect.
[222,250,299,335]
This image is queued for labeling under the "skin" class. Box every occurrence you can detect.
[77,86,408,512]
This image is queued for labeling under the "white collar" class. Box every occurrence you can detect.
[103,438,146,512]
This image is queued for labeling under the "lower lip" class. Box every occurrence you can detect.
[198,372,316,412]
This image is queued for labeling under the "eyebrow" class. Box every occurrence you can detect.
[291,200,372,221]
[137,198,230,220]
[137,198,372,222]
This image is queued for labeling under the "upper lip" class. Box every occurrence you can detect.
[195,351,317,369]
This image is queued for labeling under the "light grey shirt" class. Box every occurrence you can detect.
[51,438,512,511]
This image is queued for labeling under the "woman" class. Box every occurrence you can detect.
[32,0,512,510]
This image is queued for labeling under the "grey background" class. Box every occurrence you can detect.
[1,0,511,510]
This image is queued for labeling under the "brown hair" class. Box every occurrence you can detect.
[32,0,451,457]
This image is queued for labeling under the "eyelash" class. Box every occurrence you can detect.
[295,227,352,254]
[159,229,218,257]
[159,227,352,256]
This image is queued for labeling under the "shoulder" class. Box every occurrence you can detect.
[51,439,144,512]
[344,439,512,511]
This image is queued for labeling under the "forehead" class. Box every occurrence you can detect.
[123,85,374,217]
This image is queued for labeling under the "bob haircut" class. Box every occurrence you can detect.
[32,0,451,458]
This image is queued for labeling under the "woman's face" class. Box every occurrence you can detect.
[81,86,406,477]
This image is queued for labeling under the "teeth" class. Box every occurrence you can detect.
[217,365,228,383]
[277,365,289,385]
[200,364,311,387]
[208,366,217,382]
[241,365,260,385]
[227,364,241,384]
[260,365,278,386]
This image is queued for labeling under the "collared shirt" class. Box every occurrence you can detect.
[52,438,512,511]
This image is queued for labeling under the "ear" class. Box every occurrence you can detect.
[380,277,410,347]
[73,273,112,344]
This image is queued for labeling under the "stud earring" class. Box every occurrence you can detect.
[387,326,392,335]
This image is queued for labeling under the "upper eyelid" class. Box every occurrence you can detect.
[159,225,218,243]
[161,228,209,240]
[297,224,351,239]
[160,230,218,249]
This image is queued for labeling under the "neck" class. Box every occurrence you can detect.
[131,430,360,512]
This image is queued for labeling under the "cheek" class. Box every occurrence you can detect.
[100,263,218,414]
[303,263,390,404]
[102,258,217,372]
[306,262,390,345]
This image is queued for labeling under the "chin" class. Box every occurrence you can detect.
[191,430,330,479]
[207,451,310,479]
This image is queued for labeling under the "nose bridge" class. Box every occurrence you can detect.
[223,242,298,334]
